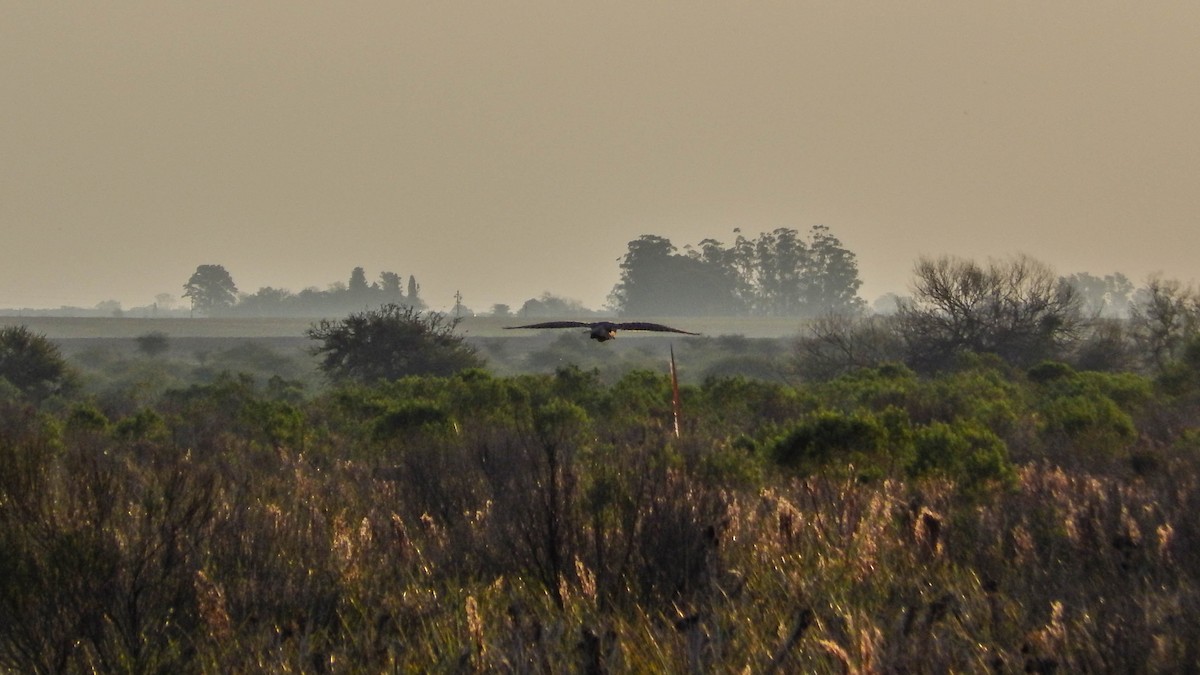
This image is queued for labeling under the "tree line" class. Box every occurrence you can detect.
[609,225,865,317]
[177,225,867,319]
[176,227,1164,323]
[182,265,425,317]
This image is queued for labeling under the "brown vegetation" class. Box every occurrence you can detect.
[2,349,1199,671]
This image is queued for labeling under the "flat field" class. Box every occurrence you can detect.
[1,314,802,384]
[1,315,808,340]
[0,316,318,339]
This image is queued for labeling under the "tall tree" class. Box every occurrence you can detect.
[728,226,866,317]
[407,275,425,309]
[801,225,866,316]
[750,228,807,316]
[609,235,745,316]
[182,264,238,315]
[379,272,403,301]
[609,228,864,317]
[348,267,369,296]
[609,235,677,315]
[685,238,754,313]
[1129,277,1199,371]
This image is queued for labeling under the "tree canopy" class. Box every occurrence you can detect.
[608,226,865,317]
[182,266,426,317]
[895,254,1084,371]
[306,304,484,384]
[0,325,76,401]
[183,264,238,315]
[517,294,600,318]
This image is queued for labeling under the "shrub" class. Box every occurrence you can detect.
[1037,393,1136,456]
[113,407,169,442]
[0,325,76,402]
[695,375,812,439]
[768,410,887,474]
[907,365,1022,436]
[372,399,454,441]
[816,362,918,413]
[134,331,170,357]
[1027,360,1076,384]
[908,420,1015,493]
[1069,319,1137,373]
[66,403,110,435]
[1029,368,1142,461]
[791,313,905,382]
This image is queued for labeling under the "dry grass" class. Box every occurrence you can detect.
[3,362,1200,672]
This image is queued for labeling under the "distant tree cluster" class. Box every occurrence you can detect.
[183,265,424,317]
[1063,271,1136,318]
[794,254,1086,377]
[516,293,602,318]
[793,252,1200,380]
[608,226,866,317]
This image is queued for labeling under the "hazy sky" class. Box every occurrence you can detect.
[3,2,1198,312]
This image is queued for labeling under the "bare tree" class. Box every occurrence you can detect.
[1129,277,1200,372]
[791,313,905,381]
[896,254,1083,371]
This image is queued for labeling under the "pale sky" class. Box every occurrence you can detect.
[3,2,1198,311]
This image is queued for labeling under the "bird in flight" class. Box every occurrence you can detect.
[505,320,699,342]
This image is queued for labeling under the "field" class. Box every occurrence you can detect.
[5,311,1199,672]
[3,315,807,386]
[0,314,808,340]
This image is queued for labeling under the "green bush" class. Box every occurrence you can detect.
[816,362,918,413]
[0,325,77,402]
[66,403,110,435]
[1027,360,1076,384]
[768,410,887,474]
[134,331,170,357]
[695,375,812,439]
[372,399,455,441]
[1038,393,1136,456]
[113,407,168,442]
[1029,368,1141,460]
[912,366,1022,435]
[908,420,1015,493]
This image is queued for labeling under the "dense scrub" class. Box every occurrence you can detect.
[2,352,1200,672]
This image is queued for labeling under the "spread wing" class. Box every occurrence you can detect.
[612,322,699,335]
[504,321,593,330]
